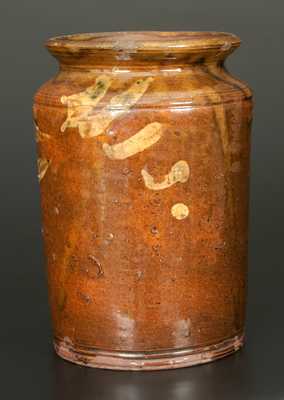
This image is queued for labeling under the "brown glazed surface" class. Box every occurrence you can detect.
[33,32,253,370]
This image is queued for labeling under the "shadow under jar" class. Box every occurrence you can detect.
[33,31,253,371]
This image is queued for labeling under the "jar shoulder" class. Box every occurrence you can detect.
[33,65,252,110]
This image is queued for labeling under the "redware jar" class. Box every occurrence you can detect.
[33,31,253,370]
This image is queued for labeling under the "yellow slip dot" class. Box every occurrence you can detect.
[171,203,189,220]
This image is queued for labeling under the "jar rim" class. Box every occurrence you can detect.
[46,31,240,53]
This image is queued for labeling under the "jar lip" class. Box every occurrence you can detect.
[46,31,240,53]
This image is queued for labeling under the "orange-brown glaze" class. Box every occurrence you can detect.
[33,31,253,370]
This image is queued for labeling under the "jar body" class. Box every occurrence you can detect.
[33,32,253,370]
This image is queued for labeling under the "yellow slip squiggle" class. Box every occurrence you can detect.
[81,77,154,138]
[61,77,153,138]
[38,158,51,182]
[35,124,51,142]
[60,75,112,135]
[141,160,190,190]
[103,122,163,160]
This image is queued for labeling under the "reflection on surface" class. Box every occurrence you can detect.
[52,350,251,400]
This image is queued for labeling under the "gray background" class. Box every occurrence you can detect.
[0,0,283,399]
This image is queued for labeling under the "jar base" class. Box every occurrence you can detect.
[53,332,244,371]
